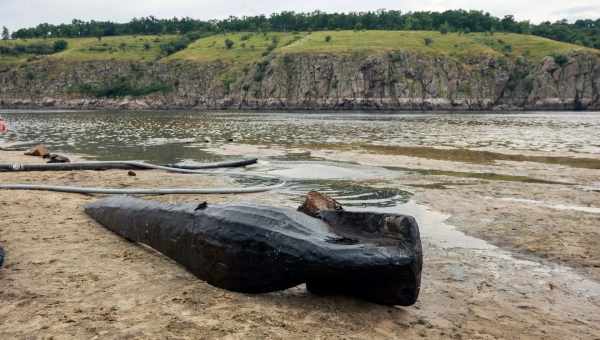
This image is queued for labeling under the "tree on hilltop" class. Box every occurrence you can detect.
[1,26,9,40]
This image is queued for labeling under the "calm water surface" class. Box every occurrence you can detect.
[1,111,599,163]
[1,110,599,207]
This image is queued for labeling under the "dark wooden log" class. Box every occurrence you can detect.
[84,196,422,306]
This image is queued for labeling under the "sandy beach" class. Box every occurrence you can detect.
[1,147,600,339]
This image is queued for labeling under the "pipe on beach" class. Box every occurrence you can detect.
[0,158,258,172]
[0,183,285,195]
[0,159,286,195]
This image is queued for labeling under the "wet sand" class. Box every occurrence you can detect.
[1,150,600,339]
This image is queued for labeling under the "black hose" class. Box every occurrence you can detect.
[0,158,257,172]
[0,183,284,195]
[0,160,285,195]
[166,158,257,169]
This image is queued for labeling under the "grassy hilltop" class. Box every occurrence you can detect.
[2,30,599,111]
[1,30,597,69]
[0,35,178,66]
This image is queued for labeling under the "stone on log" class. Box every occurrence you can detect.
[298,191,343,217]
[24,144,50,157]
[84,196,422,306]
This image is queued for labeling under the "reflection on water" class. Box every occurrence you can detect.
[1,111,600,166]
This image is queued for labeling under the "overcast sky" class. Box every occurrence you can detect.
[1,0,599,32]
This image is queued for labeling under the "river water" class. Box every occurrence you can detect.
[1,110,599,208]
[1,111,599,161]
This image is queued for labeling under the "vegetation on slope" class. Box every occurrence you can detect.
[0,39,69,66]
[168,30,594,63]
[467,33,592,61]
[0,39,67,55]
[51,35,179,61]
[280,31,497,58]
[1,30,595,70]
[0,35,177,66]
[6,10,600,50]
[168,32,306,64]
[68,76,172,98]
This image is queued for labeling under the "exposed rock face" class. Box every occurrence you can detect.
[1,51,599,110]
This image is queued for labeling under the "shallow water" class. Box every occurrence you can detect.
[2,109,599,206]
[1,111,600,164]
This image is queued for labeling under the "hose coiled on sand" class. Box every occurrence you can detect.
[0,160,285,195]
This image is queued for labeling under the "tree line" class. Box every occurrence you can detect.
[5,10,600,49]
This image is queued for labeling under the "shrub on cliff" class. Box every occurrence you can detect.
[71,77,173,98]
[254,60,270,82]
[160,31,209,56]
[53,40,68,52]
[261,38,278,57]
[551,53,569,67]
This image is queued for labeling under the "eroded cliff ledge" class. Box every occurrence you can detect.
[1,51,599,111]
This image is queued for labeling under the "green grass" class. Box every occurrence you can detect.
[281,31,598,61]
[50,35,179,61]
[0,38,56,67]
[0,35,179,64]
[0,54,30,68]
[282,31,501,58]
[168,30,596,65]
[1,31,597,68]
[468,32,595,60]
[167,32,307,64]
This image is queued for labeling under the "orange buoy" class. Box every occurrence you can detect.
[0,118,7,133]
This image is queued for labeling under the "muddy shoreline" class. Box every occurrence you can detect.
[210,143,600,281]
[2,146,600,338]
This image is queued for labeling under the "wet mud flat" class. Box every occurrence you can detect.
[213,142,600,280]
[1,151,600,339]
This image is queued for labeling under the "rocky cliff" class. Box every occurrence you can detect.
[1,51,599,111]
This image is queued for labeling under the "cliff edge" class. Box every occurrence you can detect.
[1,31,599,110]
